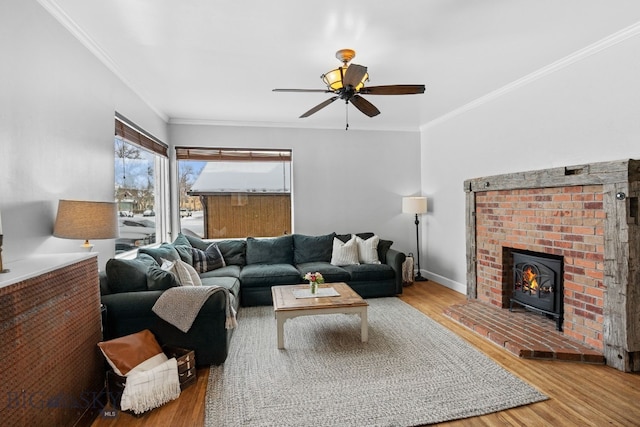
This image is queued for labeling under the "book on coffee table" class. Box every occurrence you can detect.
[292,287,340,299]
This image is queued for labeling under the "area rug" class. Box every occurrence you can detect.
[205,297,547,426]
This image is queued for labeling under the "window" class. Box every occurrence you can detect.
[114,116,169,255]
[176,148,292,239]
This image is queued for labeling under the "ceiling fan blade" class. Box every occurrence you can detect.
[273,88,332,93]
[360,85,426,95]
[343,64,368,88]
[300,96,339,118]
[350,95,380,117]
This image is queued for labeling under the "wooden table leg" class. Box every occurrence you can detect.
[276,313,286,349]
[360,307,368,343]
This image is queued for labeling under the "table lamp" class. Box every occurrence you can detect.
[53,200,118,251]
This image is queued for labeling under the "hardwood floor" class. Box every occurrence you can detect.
[91,281,640,426]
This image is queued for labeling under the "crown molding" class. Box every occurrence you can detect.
[421,20,640,131]
[168,117,420,133]
[37,0,169,122]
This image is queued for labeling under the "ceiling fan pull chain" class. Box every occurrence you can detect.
[345,101,349,131]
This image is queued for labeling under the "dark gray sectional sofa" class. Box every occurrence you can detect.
[99,232,405,366]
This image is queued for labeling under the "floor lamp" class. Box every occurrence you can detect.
[402,196,428,282]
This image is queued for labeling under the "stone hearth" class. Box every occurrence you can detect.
[462,159,640,372]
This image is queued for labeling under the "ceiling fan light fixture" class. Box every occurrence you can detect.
[321,65,368,91]
[273,48,424,123]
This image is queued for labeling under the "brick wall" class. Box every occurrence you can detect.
[475,185,606,350]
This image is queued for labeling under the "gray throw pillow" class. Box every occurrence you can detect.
[192,243,226,273]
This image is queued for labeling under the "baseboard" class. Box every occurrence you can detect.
[421,271,466,295]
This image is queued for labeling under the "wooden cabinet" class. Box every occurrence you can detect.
[0,253,103,426]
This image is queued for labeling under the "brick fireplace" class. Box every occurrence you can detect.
[464,160,640,372]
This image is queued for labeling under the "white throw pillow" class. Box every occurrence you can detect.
[356,235,381,264]
[161,258,202,286]
[330,235,360,266]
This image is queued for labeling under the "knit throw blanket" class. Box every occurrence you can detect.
[152,286,237,333]
[120,357,181,415]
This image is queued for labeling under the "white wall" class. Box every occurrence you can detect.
[421,32,640,293]
[0,0,167,268]
[0,0,420,271]
[169,124,422,255]
[15,0,634,290]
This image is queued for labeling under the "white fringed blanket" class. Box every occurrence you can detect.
[120,357,181,415]
[152,286,237,333]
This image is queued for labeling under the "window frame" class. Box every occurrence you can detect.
[114,115,170,257]
[175,147,293,239]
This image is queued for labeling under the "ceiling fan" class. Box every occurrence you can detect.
[273,49,425,128]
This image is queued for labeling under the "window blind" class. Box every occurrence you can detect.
[115,116,167,157]
[175,147,291,162]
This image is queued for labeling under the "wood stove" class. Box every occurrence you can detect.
[510,250,563,331]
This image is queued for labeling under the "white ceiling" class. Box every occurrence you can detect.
[41,0,640,131]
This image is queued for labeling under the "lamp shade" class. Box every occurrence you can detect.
[402,197,428,215]
[321,65,369,91]
[53,200,118,241]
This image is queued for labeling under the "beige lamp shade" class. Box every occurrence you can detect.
[402,197,428,215]
[53,200,118,248]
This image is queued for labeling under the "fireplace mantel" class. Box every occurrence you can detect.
[464,159,640,372]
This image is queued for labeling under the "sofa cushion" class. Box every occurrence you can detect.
[191,243,226,273]
[139,243,181,265]
[173,244,193,265]
[246,235,293,265]
[217,239,247,266]
[172,233,194,265]
[240,263,301,287]
[296,262,351,283]
[293,233,335,264]
[330,235,360,266]
[172,233,192,247]
[99,272,111,295]
[185,234,210,251]
[199,265,242,279]
[106,254,158,294]
[341,263,395,281]
[146,264,180,290]
[377,239,393,263]
[200,276,241,297]
[335,233,356,243]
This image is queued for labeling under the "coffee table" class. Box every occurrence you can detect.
[271,282,369,349]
